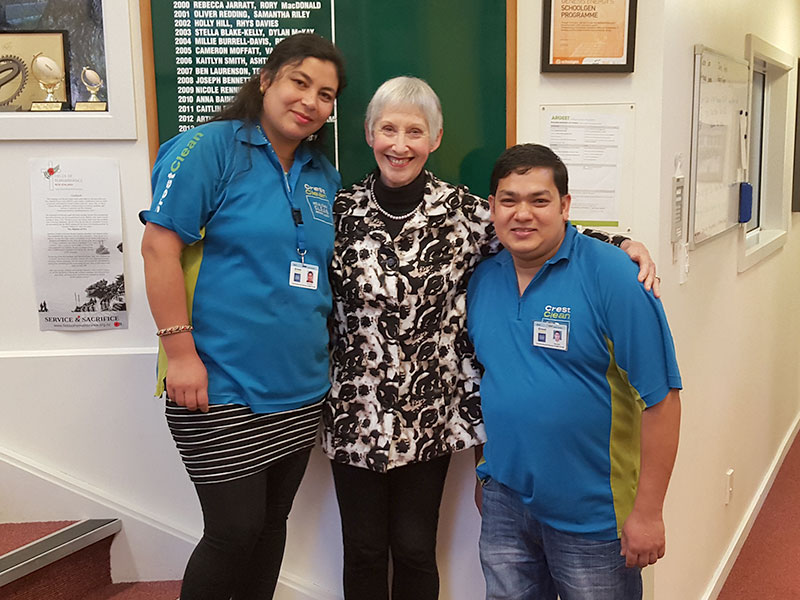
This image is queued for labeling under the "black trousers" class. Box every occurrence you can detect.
[330,454,452,600]
[179,449,311,600]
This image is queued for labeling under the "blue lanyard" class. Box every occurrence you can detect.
[259,126,307,262]
[282,171,308,262]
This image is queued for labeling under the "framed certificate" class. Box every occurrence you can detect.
[541,0,637,73]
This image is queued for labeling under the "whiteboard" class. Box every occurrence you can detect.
[689,46,750,245]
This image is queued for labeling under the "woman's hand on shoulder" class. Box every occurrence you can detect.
[619,239,660,298]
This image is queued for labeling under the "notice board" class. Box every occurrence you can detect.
[689,45,750,245]
[143,1,510,197]
[540,103,635,232]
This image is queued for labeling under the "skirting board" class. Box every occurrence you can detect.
[702,411,800,599]
[0,446,343,599]
[278,571,343,600]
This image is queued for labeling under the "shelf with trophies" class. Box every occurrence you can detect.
[0,0,133,140]
[0,34,107,112]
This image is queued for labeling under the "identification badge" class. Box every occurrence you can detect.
[532,320,568,351]
[289,261,319,290]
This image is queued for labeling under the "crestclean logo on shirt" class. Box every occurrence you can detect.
[305,183,333,225]
[170,131,205,173]
[543,304,571,320]
[155,131,205,213]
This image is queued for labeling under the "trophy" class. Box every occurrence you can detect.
[0,56,27,112]
[75,66,107,111]
[30,52,65,111]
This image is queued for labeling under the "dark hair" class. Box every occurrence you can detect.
[489,144,569,196]
[209,33,346,147]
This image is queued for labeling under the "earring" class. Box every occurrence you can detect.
[259,85,265,94]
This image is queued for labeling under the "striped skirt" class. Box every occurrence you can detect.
[165,400,323,485]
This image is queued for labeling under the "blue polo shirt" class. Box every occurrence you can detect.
[141,119,341,413]
[467,224,682,539]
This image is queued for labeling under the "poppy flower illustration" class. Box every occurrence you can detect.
[42,165,60,179]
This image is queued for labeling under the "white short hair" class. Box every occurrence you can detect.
[365,76,443,147]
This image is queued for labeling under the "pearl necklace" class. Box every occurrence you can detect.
[368,177,422,221]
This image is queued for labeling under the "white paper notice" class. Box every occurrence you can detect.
[30,158,128,331]
[544,110,625,225]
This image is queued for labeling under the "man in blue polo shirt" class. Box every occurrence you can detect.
[467,144,682,600]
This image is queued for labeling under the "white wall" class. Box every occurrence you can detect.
[518,1,800,600]
[655,1,800,598]
[2,1,799,600]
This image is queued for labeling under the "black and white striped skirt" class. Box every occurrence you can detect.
[165,400,323,485]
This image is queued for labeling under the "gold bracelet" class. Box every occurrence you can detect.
[156,324,194,337]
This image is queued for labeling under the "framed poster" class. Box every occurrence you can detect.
[541,0,637,73]
[0,30,69,110]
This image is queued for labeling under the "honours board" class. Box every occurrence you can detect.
[150,1,334,138]
[146,0,508,197]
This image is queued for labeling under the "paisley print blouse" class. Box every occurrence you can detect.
[322,171,622,472]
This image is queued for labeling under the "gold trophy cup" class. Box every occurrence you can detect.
[75,66,107,111]
[30,52,65,111]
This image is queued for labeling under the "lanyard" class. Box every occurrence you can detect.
[259,125,307,262]
[283,171,308,262]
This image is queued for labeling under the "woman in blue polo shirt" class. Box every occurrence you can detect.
[140,34,345,600]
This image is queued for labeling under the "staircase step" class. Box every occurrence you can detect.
[83,581,182,599]
[0,537,112,599]
[0,519,180,599]
[0,519,121,593]
[0,521,76,556]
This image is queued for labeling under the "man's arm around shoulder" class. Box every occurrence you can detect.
[620,389,681,568]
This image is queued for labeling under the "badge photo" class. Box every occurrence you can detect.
[532,320,569,351]
[289,260,319,290]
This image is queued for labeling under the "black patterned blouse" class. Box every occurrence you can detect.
[322,170,621,472]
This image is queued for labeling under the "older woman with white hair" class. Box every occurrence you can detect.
[322,76,657,600]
